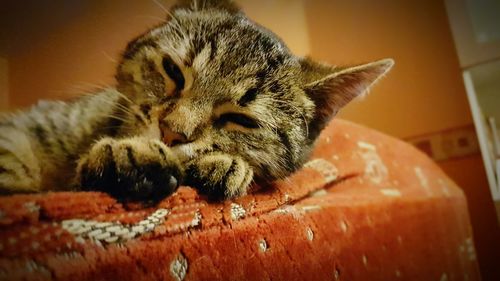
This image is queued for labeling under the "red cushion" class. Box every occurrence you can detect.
[0,119,480,280]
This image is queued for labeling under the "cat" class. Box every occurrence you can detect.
[0,0,393,202]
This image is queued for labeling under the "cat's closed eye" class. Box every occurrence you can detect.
[162,56,185,91]
[216,113,260,129]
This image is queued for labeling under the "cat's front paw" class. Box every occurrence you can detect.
[185,153,253,200]
[76,137,183,202]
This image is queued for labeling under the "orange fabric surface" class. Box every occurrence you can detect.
[0,119,480,281]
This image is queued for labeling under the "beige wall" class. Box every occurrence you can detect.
[7,1,165,108]
[0,57,7,110]
[305,0,472,139]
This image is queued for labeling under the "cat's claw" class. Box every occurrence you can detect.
[76,137,183,203]
[168,175,178,190]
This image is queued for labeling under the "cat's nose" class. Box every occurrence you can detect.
[162,127,189,146]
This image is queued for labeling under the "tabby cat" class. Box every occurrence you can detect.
[0,0,393,202]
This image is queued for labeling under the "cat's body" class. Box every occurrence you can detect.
[0,91,122,192]
[0,0,393,202]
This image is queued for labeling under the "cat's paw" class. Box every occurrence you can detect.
[185,153,253,200]
[76,137,183,202]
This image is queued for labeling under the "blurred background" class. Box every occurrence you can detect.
[0,0,499,279]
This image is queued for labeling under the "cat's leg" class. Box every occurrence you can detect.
[185,152,253,200]
[0,126,42,193]
[76,137,183,202]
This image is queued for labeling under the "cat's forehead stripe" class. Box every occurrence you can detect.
[237,88,258,106]
[183,19,237,66]
[123,37,159,60]
[209,37,218,61]
[191,44,212,72]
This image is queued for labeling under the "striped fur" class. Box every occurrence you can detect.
[0,0,393,201]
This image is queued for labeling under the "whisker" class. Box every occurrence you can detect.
[68,84,106,94]
[88,95,135,118]
[113,104,134,117]
[75,81,112,89]
[110,90,135,106]
[151,0,186,39]
[103,115,132,124]
[101,51,118,63]
[152,0,169,14]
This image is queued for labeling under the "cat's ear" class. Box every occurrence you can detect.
[172,0,240,13]
[301,58,394,138]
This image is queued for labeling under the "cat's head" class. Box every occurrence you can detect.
[115,0,393,182]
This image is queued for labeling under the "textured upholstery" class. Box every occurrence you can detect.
[0,119,480,281]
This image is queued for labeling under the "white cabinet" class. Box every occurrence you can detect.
[447,0,500,204]
[463,67,500,200]
[445,0,500,68]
